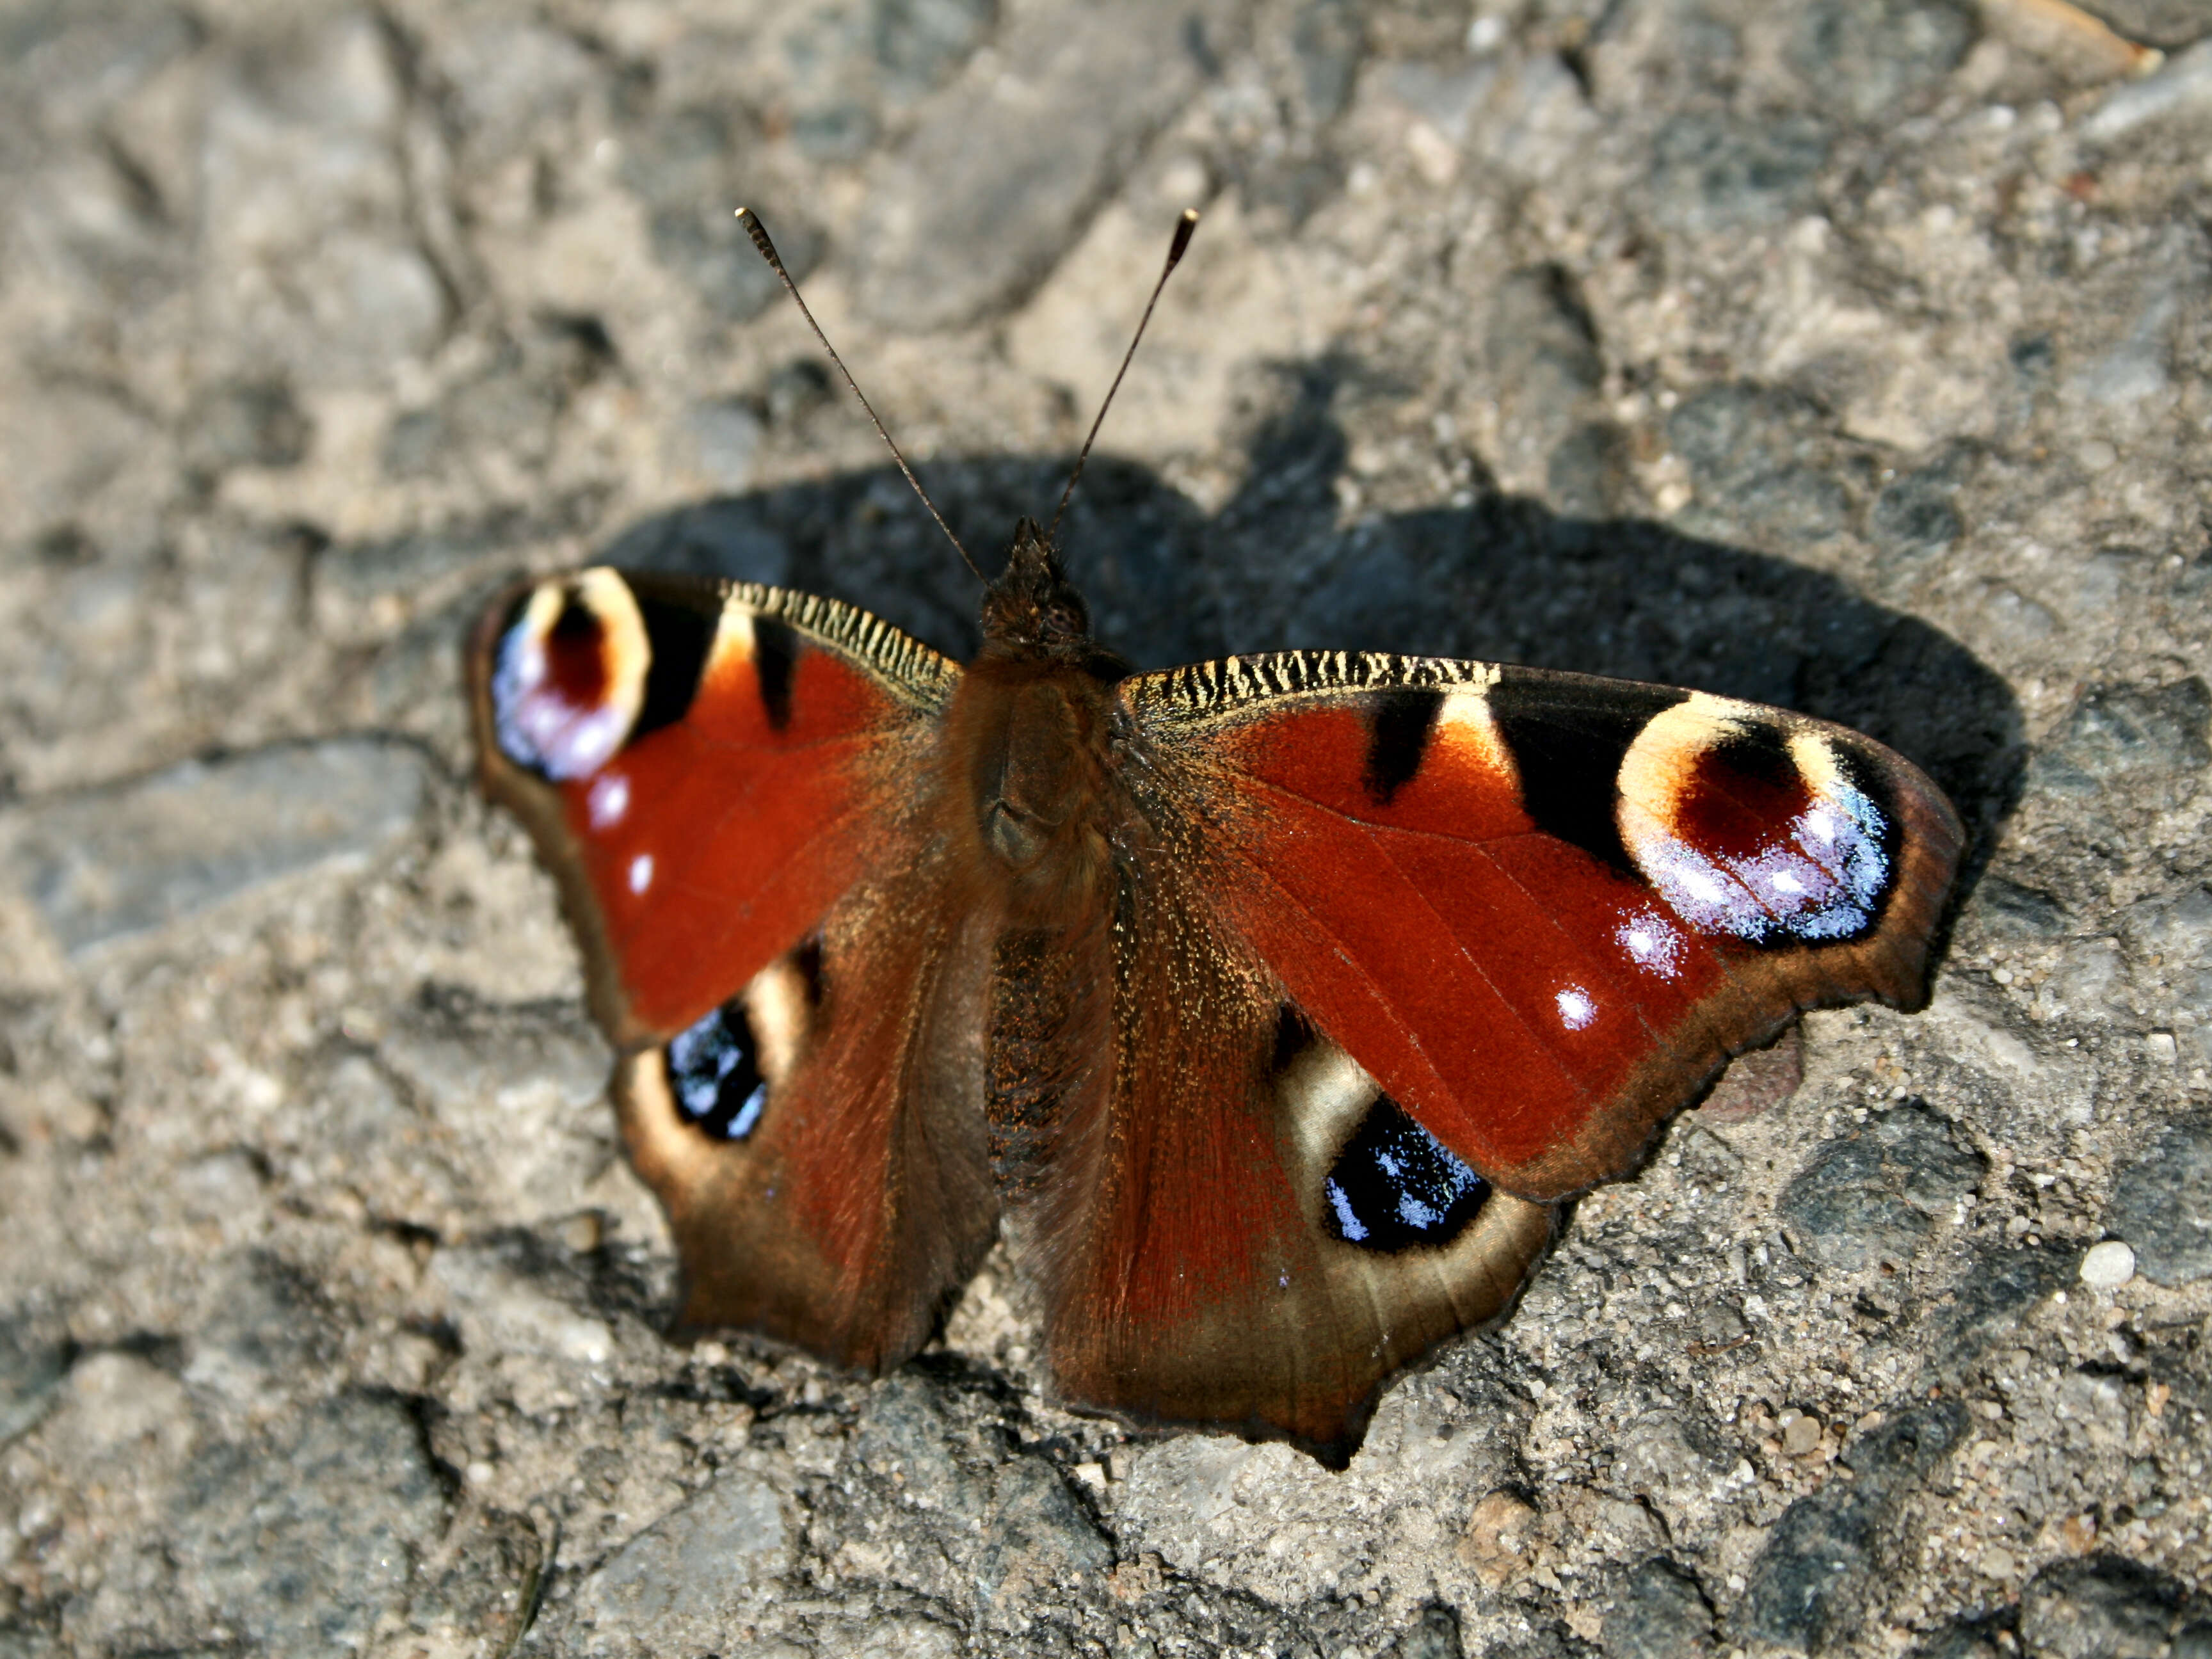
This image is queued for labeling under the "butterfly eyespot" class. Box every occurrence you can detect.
[490,570,651,781]
[666,1000,769,1141]
[1617,696,1897,946]
[587,772,632,828]
[1321,1096,1491,1253]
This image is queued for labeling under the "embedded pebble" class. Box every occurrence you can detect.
[2079,1238,2136,1288]
[853,0,1225,330]
[1741,1404,1966,1650]
[2031,678,2212,811]
[569,1471,787,1634]
[1602,1558,1716,1659]
[1776,1104,1985,1273]
[2019,1557,2186,1659]
[1665,383,1850,541]
[429,1245,615,1367]
[1783,0,1976,123]
[171,1393,446,1652]
[1777,1407,1823,1457]
[2081,37,2212,141]
[0,1317,70,1447]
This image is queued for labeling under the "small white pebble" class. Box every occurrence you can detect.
[1777,1408,1823,1456]
[2080,1239,2136,1288]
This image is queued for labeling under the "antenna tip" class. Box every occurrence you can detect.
[735,207,779,266]
[1166,207,1200,268]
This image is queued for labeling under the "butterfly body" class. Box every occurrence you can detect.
[470,517,1961,1459]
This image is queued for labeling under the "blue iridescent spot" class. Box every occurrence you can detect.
[666,1002,767,1141]
[1322,1098,1489,1252]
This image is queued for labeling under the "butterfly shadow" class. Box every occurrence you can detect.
[607,363,2026,910]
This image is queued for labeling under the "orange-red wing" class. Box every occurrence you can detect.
[1120,652,1963,1199]
[468,570,994,1370]
[467,568,957,1046]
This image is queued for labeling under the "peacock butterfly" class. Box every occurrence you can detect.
[467,211,1962,1462]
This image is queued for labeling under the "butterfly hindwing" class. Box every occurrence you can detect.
[1006,839,1554,1459]
[616,853,997,1368]
[468,569,995,1368]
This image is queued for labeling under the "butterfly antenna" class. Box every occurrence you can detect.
[1046,208,1200,543]
[735,207,982,582]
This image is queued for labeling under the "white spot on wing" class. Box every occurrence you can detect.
[588,773,630,829]
[1399,1195,1439,1228]
[1555,986,1598,1030]
[629,853,654,894]
[730,1083,765,1139]
[1679,865,1728,904]
[1617,910,1686,977]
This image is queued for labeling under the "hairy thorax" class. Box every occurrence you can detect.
[951,649,1130,926]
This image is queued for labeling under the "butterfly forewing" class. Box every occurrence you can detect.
[1118,651,1964,1201]
[470,568,959,1040]
[467,569,996,1369]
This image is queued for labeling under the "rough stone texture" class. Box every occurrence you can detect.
[2107,1121,2212,1284]
[1,1,2209,1655]
[1777,1103,1988,1274]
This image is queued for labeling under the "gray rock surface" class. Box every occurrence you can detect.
[0,740,429,953]
[2,0,2209,1655]
[2107,1121,2212,1284]
[1777,1103,1987,1274]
